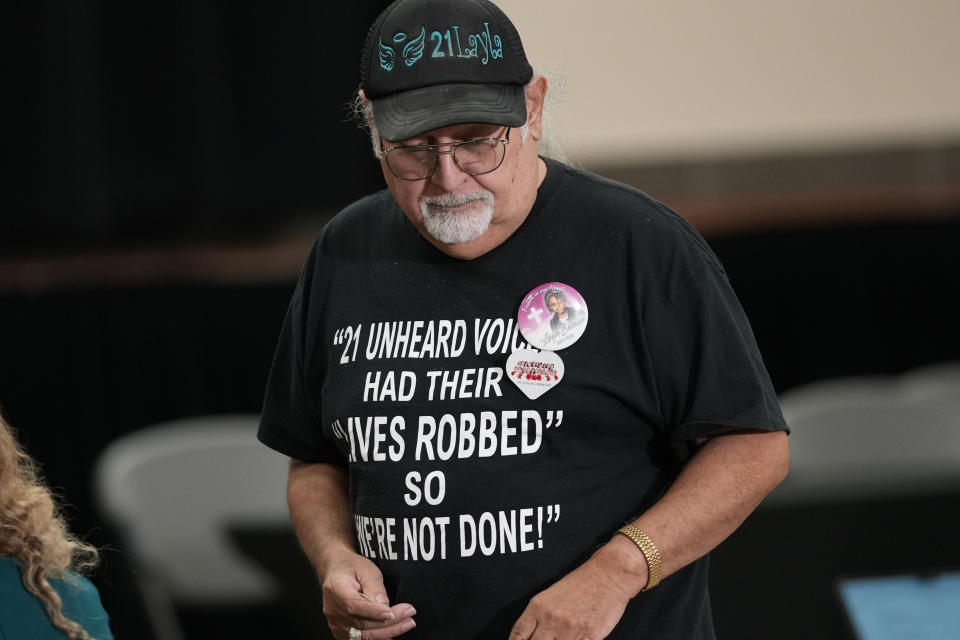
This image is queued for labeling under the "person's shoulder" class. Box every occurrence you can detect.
[549,159,684,225]
[0,557,29,600]
[321,189,398,238]
[51,572,114,640]
[0,560,111,639]
[49,570,100,602]
[303,188,405,263]
[0,555,19,576]
[0,559,39,638]
[546,159,722,269]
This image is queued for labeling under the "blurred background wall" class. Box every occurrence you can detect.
[505,0,960,162]
[2,1,959,639]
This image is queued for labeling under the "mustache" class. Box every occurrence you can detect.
[420,189,494,208]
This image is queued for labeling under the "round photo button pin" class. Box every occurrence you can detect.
[517,282,588,351]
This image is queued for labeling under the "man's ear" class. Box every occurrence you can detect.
[523,75,548,141]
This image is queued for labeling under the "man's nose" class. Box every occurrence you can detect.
[429,150,466,190]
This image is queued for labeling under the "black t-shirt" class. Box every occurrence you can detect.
[258,158,787,639]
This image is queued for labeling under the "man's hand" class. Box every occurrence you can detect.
[508,544,639,640]
[288,461,415,639]
[320,552,417,640]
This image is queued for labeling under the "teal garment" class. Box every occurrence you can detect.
[0,556,113,640]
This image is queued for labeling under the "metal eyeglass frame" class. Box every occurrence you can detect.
[380,127,511,181]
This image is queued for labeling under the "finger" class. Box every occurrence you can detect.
[357,588,391,607]
[355,565,392,606]
[508,613,538,640]
[341,595,395,624]
[343,602,416,630]
[386,603,417,621]
[350,614,417,640]
[326,578,393,621]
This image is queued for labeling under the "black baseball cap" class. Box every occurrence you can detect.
[359,0,534,141]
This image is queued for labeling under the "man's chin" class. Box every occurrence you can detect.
[425,225,489,245]
[419,194,495,245]
[422,213,491,245]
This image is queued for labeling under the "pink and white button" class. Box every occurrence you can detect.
[517,282,589,352]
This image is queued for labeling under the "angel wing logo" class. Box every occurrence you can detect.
[401,28,426,67]
[379,28,426,72]
[378,38,395,71]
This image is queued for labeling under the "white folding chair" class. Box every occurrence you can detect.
[93,414,291,640]
[766,363,960,505]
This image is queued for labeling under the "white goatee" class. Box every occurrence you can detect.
[419,189,495,244]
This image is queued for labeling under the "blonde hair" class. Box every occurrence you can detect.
[0,413,101,640]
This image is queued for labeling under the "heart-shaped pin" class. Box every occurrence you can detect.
[506,349,565,400]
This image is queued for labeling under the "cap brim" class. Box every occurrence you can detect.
[371,83,527,142]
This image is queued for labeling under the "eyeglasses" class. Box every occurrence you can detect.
[381,128,511,181]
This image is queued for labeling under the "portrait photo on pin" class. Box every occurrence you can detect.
[517,282,588,351]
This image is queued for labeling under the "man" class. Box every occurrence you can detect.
[258,0,790,638]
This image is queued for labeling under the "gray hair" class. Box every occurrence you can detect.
[352,72,568,164]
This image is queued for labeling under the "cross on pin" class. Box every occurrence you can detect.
[527,306,544,323]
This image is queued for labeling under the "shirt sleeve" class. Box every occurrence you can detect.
[257,239,345,466]
[643,230,788,451]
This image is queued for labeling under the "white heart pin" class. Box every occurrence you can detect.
[506,349,565,400]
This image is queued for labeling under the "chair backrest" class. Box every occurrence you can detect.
[94,414,292,605]
[766,362,960,505]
